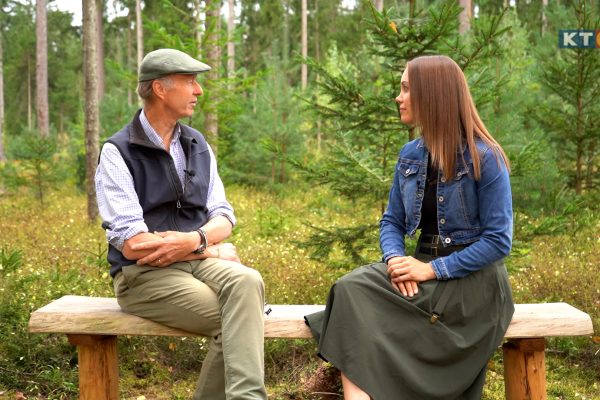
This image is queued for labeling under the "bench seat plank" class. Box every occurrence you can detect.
[504,302,594,338]
[28,296,593,339]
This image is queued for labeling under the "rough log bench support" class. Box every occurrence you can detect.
[28,296,593,400]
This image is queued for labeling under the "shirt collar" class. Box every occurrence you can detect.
[139,109,181,148]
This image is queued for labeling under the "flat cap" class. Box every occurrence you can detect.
[138,48,211,82]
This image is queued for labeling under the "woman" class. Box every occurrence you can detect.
[305,55,514,400]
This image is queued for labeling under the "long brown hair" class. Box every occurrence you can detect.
[407,55,509,180]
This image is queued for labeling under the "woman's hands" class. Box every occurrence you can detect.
[387,256,436,297]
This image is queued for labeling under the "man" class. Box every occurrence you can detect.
[95,48,267,400]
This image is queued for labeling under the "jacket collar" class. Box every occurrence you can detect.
[417,135,469,156]
[128,108,198,149]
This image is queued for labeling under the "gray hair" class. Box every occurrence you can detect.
[137,76,174,102]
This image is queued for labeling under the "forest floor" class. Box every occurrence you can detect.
[0,186,598,399]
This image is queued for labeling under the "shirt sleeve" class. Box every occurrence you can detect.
[205,146,237,227]
[95,143,148,251]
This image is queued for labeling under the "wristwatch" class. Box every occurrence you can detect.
[194,227,208,254]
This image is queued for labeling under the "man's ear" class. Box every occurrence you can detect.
[152,79,168,100]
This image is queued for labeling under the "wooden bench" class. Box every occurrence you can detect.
[29,296,594,400]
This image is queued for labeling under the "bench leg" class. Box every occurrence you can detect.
[68,334,119,400]
[503,338,546,400]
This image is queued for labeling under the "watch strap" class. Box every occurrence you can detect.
[194,227,208,254]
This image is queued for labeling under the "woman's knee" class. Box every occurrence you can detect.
[335,263,385,292]
[334,272,360,294]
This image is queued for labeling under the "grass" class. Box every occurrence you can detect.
[0,184,598,399]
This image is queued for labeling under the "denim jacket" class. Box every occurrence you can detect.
[380,137,513,280]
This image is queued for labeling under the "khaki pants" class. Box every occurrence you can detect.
[113,258,267,400]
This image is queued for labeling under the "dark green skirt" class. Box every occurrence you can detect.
[304,256,514,400]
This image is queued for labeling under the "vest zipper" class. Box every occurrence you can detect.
[164,154,183,231]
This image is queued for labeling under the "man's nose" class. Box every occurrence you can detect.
[194,82,203,96]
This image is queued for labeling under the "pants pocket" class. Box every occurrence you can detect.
[121,264,140,288]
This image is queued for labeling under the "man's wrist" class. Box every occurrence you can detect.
[194,227,208,254]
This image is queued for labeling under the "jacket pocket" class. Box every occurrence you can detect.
[398,162,419,178]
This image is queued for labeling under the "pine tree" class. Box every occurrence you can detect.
[223,56,305,185]
[534,0,600,195]
[294,0,509,264]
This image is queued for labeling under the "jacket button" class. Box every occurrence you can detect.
[440,218,446,224]
[440,177,446,183]
[438,196,444,202]
[406,169,410,174]
[444,237,451,244]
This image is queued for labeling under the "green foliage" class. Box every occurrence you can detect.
[2,1,36,136]
[255,205,291,238]
[222,57,306,185]
[98,89,140,139]
[46,8,82,135]
[0,186,598,398]
[294,1,510,262]
[0,1,598,398]
[0,191,115,398]
[1,134,68,207]
[0,245,78,397]
[239,0,368,80]
[0,247,22,275]
[532,0,600,194]
[297,222,379,266]
[2,2,82,137]
[240,0,287,74]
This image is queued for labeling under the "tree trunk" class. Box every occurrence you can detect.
[301,0,307,90]
[271,158,275,184]
[83,0,100,222]
[28,56,32,131]
[313,0,321,152]
[127,10,133,106]
[585,139,596,191]
[575,140,583,195]
[541,0,548,36]
[227,0,235,81]
[96,0,105,101]
[314,0,320,62]
[280,143,286,183]
[194,0,203,57]
[458,0,472,34]
[374,0,384,12]
[36,0,49,137]
[59,103,64,134]
[136,0,143,71]
[283,0,289,66]
[0,17,5,162]
[204,0,220,152]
